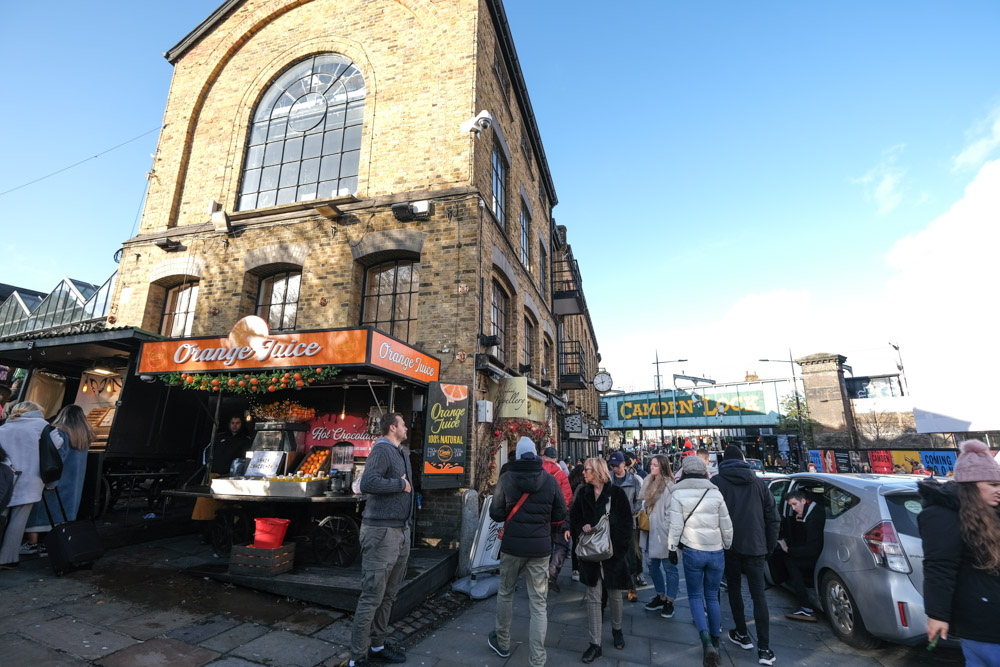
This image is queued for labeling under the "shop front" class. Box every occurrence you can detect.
[138,321,448,562]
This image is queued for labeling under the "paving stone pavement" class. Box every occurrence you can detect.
[0,534,965,666]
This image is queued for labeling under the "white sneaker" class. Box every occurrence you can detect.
[19,542,38,556]
[572,570,580,582]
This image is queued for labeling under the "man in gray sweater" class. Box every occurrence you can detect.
[349,412,412,667]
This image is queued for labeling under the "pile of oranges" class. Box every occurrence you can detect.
[252,399,316,422]
[297,447,329,476]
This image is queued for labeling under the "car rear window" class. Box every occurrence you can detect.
[884,493,922,537]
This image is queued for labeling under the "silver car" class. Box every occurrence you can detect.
[767,473,927,648]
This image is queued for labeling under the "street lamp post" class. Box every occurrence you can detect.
[653,352,686,449]
[889,342,909,396]
[760,350,805,467]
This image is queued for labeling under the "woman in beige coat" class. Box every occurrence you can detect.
[639,454,679,618]
[667,455,733,667]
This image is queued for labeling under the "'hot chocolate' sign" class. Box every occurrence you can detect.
[305,414,378,457]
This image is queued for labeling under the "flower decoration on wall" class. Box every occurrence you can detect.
[475,417,554,498]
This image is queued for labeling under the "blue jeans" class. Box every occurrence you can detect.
[963,638,1000,667]
[682,547,725,636]
[647,556,679,600]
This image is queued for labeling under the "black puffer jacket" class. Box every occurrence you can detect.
[570,483,634,590]
[490,458,566,558]
[918,479,1000,644]
[712,459,780,556]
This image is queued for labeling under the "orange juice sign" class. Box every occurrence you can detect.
[138,329,368,374]
[422,382,468,488]
[369,331,440,383]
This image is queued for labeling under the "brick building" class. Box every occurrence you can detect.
[101,0,602,545]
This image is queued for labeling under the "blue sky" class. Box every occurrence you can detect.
[2,2,999,425]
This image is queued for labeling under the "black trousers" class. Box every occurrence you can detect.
[786,559,814,608]
[724,552,770,649]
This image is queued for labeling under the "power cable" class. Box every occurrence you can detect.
[0,125,164,198]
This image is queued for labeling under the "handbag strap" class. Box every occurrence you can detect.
[505,492,530,525]
[679,489,710,537]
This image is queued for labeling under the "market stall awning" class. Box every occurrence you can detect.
[0,326,161,370]
[137,327,440,385]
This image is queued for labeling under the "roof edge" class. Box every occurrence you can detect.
[164,0,244,64]
[486,0,558,207]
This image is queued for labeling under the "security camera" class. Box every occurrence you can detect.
[460,110,493,137]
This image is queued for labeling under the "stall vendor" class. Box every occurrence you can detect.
[211,416,253,475]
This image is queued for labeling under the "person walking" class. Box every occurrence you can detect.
[778,488,825,622]
[712,446,780,665]
[22,405,95,556]
[639,454,679,619]
[668,455,733,667]
[570,457,634,663]
[348,412,412,667]
[919,439,1000,667]
[0,402,65,570]
[608,451,642,601]
[539,446,572,592]
[487,437,566,666]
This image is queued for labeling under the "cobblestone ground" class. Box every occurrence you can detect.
[0,534,471,666]
[0,534,964,666]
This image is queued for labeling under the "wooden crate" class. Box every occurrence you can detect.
[229,542,295,577]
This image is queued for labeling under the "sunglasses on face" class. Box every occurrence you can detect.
[584,467,593,472]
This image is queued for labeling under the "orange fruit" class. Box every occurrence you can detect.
[441,384,468,405]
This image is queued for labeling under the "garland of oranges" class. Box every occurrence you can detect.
[161,366,340,394]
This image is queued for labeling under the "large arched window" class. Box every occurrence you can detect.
[239,54,365,211]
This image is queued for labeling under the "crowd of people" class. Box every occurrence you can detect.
[0,401,95,569]
[488,441,805,667]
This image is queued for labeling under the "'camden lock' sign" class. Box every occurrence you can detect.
[422,382,469,489]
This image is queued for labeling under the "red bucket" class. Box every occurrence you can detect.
[253,518,290,549]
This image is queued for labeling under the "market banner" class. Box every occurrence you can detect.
[834,450,851,473]
[808,450,824,471]
[920,450,957,476]
[422,382,469,489]
[868,449,893,474]
[891,450,923,473]
[820,450,837,473]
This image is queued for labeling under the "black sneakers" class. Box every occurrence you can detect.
[728,629,753,649]
[367,644,405,663]
[643,596,666,611]
[487,631,510,658]
[758,648,776,665]
[612,628,625,649]
[660,599,675,618]
[785,607,817,622]
[582,644,602,663]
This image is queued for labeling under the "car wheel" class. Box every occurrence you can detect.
[821,571,880,649]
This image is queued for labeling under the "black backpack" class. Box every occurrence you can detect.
[38,424,63,485]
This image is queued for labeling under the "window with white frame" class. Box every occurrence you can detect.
[492,144,508,229]
[491,280,509,364]
[361,260,420,344]
[160,282,199,337]
[520,207,530,268]
[256,271,301,332]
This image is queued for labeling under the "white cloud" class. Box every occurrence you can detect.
[953,104,1000,171]
[853,144,906,214]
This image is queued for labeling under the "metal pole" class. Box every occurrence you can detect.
[203,391,224,486]
[788,349,805,469]
[655,351,666,447]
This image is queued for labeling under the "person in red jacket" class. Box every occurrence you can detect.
[541,446,572,592]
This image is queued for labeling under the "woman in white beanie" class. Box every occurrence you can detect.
[918,439,1000,665]
[667,454,733,667]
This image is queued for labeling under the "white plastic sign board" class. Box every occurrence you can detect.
[245,450,285,478]
[469,494,503,574]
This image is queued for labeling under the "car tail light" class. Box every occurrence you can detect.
[864,521,911,573]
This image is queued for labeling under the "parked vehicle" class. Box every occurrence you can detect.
[767,473,926,649]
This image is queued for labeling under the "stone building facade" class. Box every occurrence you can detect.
[106,0,601,545]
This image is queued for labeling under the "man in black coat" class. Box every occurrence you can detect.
[712,446,780,665]
[488,437,566,666]
[778,488,826,621]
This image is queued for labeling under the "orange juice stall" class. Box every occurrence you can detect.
[142,321,445,568]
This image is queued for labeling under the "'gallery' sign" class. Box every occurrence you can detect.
[422,382,469,489]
